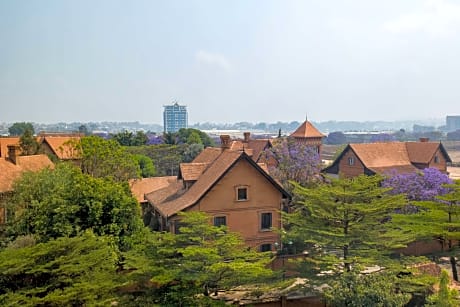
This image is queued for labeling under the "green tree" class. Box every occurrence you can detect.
[8,122,34,136]
[0,232,121,307]
[323,267,411,307]
[186,131,202,145]
[124,212,274,305]
[78,124,90,136]
[7,163,142,247]
[427,270,459,306]
[78,136,140,181]
[19,128,39,155]
[286,175,405,277]
[134,154,156,177]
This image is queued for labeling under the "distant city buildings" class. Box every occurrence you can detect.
[446,115,460,132]
[163,102,188,133]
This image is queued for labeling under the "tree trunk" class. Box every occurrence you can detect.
[450,256,458,282]
[344,244,351,272]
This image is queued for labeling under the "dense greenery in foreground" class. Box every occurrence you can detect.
[1,150,459,305]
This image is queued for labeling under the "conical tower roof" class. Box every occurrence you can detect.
[290,120,325,138]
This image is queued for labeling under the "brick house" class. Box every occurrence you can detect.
[143,135,290,251]
[323,139,452,178]
[38,133,82,161]
[289,120,325,157]
[0,145,54,224]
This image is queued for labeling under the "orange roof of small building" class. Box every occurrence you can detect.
[0,155,54,192]
[290,120,325,139]
[405,142,447,164]
[0,137,21,158]
[192,147,222,163]
[41,136,82,160]
[129,176,177,203]
[179,163,210,181]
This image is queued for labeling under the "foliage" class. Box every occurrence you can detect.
[19,127,39,155]
[183,143,204,162]
[8,122,34,136]
[112,130,148,146]
[78,124,90,136]
[177,128,215,147]
[126,144,189,176]
[285,175,406,278]
[263,138,321,189]
[123,212,275,305]
[134,154,156,177]
[427,270,459,306]
[323,267,411,307]
[0,232,121,307]
[7,163,142,248]
[78,136,140,181]
[382,168,453,201]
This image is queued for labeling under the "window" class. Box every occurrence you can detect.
[214,216,227,227]
[261,212,272,230]
[260,244,272,252]
[348,157,354,166]
[173,221,183,234]
[237,187,248,201]
[434,155,440,163]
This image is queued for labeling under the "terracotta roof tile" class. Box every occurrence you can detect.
[405,142,443,164]
[248,139,271,161]
[192,147,222,163]
[42,136,81,160]
[129,176,177,203]
[0,155,54,192]
[350,143,413,169]
[179,163,209,181]
[145,180,184,206]
[290,121,325,138]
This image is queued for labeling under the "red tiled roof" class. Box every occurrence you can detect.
[179,163,209,181]
[42,136,81,160]
[0,155,54,192]
[290,121,325,138]
[405,142,443,164]
[192,147,222,163]
[350,143,413,169]
[129,176,177,203]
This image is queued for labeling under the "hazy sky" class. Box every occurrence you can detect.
[1,0,459,124]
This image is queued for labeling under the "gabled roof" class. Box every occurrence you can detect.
[323,141,452,176]
[406,142,452,164]
[0,155,54,192]
[178,163,209,181]
[290,120,325,139]
[152,150,290,218]
[129,176,177,203]
[41,136,81,160]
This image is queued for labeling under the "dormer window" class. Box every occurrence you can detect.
[236,186,248,201]
[348,157,354,166]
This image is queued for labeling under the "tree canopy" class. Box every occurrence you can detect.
[8,122,34,136]
[112,130,148,146]
[6,163,142,248]
[19,127,39,156]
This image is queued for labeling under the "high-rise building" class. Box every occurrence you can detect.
[163,102,188,133]
[446,115,460,132]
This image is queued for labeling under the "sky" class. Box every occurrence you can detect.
[1,0,460,124]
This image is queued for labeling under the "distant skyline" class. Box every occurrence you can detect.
[1,1,459,124]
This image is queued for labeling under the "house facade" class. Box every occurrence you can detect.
[143,136,290,251]
[323,139,452,178]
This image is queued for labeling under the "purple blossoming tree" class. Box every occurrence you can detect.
[382,168,453,201]
[263,137,321,188]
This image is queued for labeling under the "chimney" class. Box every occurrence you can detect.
[419,137,429,142]
[220,135,231,149]
[243,132,250,143]
[7,145,21,165]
